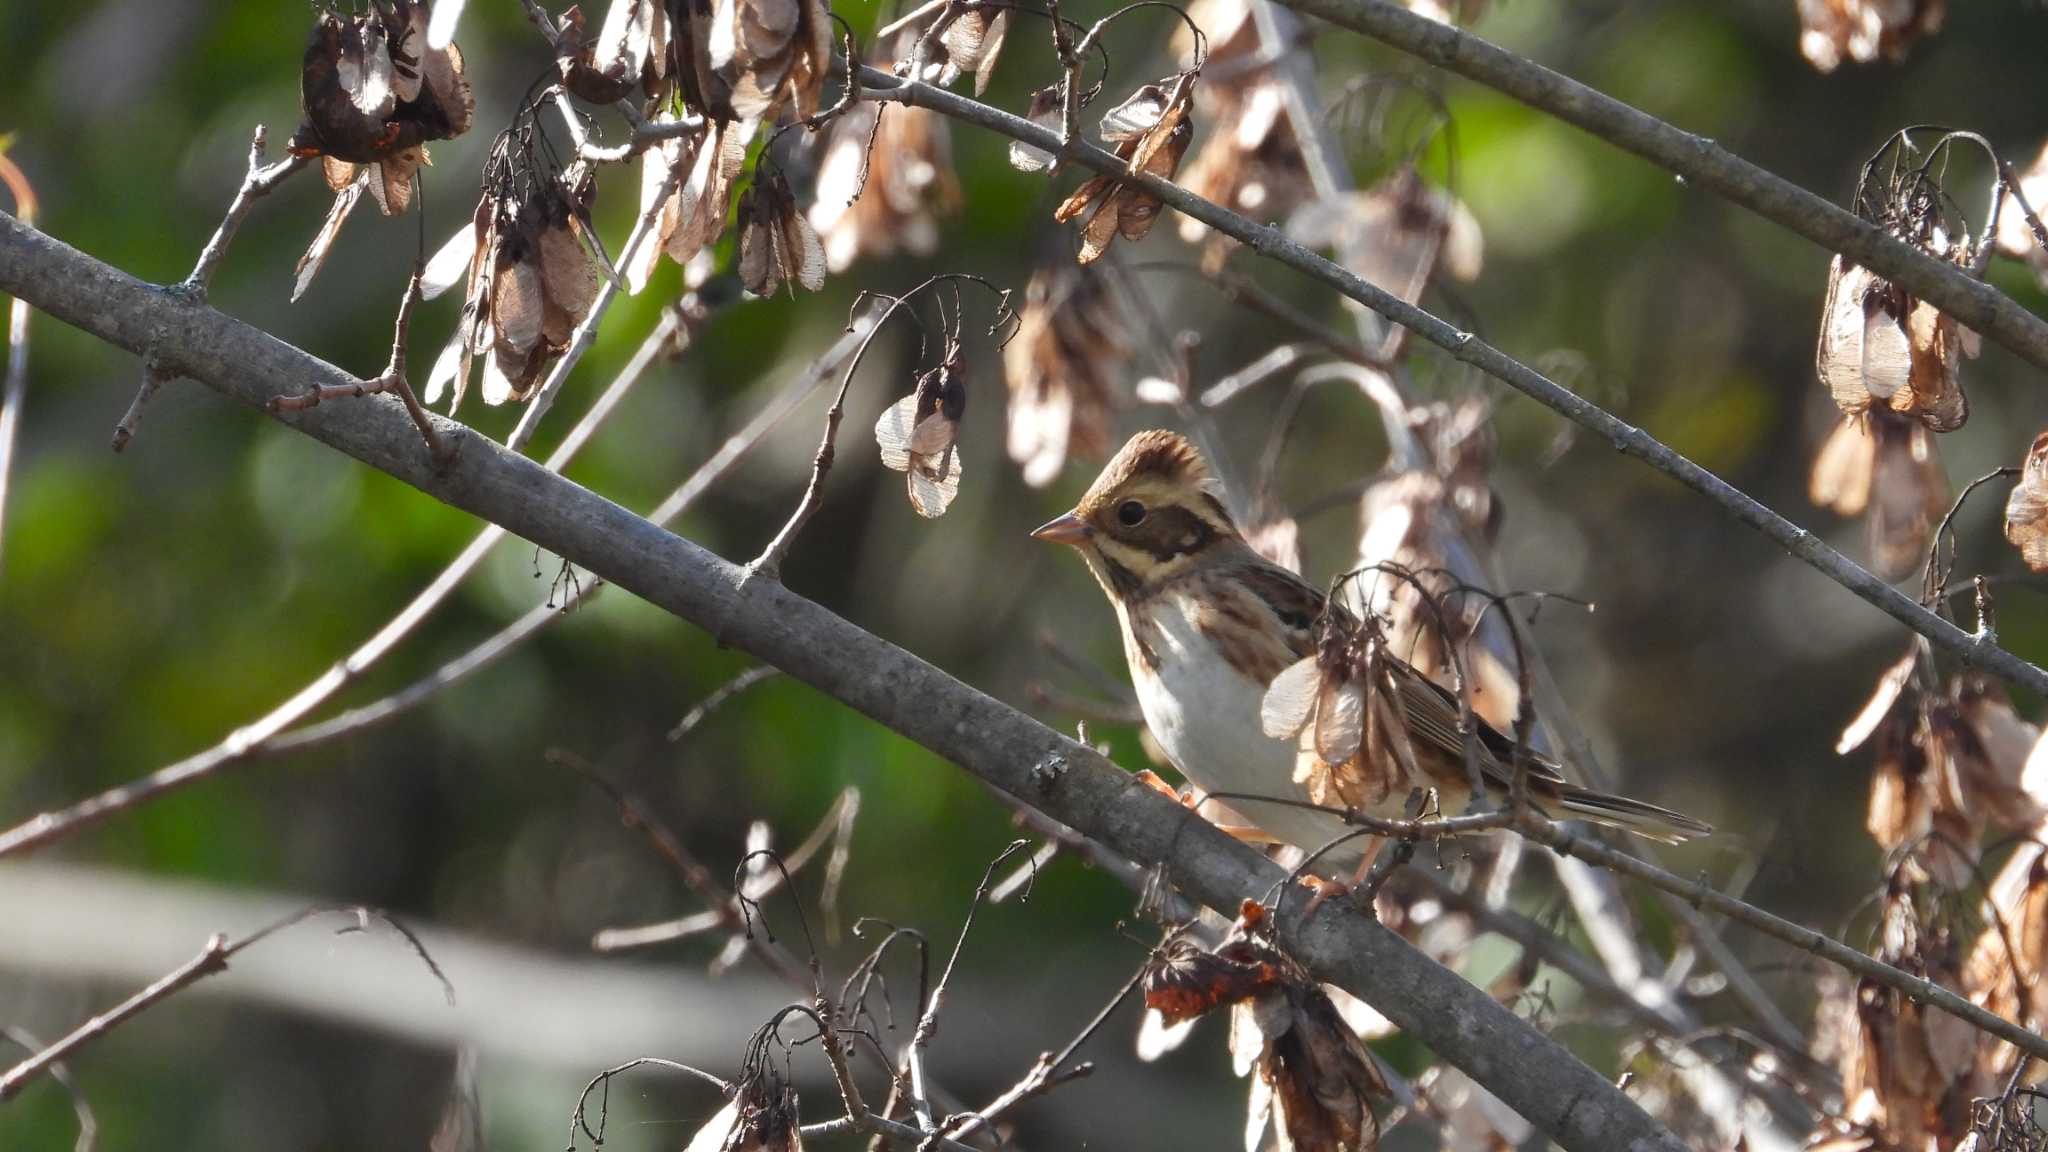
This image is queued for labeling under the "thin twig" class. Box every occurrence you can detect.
[0,905,450,1103]
[936,962,1139,1144]
[855,66,2048,698]
[266,268,445,462]
[185,127,307,299]
[0,310,691,859]
[1274,0,2048,375]
[0,1028,96,1152]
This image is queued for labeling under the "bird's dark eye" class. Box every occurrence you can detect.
[1116,500,1147,527]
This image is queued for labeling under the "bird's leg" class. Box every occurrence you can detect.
[1134,771,1285,844]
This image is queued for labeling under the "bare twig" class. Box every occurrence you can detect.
[0,310,699,859]
[186,127,307,299]
[854,67,2048,697]
[269,271,446,461]
[0,1028,96,1152]
[1273,0,2048,374]
[0,905,450,1103]
[669,666,783,741]
[937,960,1139,1144]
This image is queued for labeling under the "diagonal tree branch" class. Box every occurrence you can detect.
[850,67,2048,700]
[0,209,1685,1152]
[1271,0,2048,373]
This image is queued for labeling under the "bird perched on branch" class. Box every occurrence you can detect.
[1032,430,1710,863]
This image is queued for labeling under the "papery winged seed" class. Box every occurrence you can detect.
[422,222,480,299]
[540,222,598,319]
[351,20,398,118]
[1818,258,1870,413]
[492,258,546,353]
[681,1099,741,1152]
[907,449,962,517]
[480,350,519,406]
[322,155,359,193]
[1261,657,1321,738]
[875,394,921,472]
[1868,420,1945,578]
[293,174,369,303]
[1100,86,1168,145]
[791,212,825,292]
[738,210,774,295]
[908,410,957,458]
[1314,678,1366,768]
[425,334,469,408]
[1860,290,1912,402]
[1810,417,1873,516]
[369,149,425,215]
[1839,649,1918,755]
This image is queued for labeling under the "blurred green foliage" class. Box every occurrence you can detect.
[8,0,2048,1147]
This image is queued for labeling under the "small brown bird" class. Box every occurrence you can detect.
[1032,430,1711,857]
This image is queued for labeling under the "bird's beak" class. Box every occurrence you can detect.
[1030,512,1092,546]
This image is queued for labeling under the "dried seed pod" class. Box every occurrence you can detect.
[1963,842,2048,1081]
[1179,80,1309,271]
[695,0,832,122]
[624,119,746,292]
[1808,411,1949,581]
[1003,259,1129,487]
[1834,887,1980,1149]
[1798,0,1946,73]
[736,166,825,297]
[1288,166,1482,355]
[555,0,669,105]
[683,1070,803,1152]
[876,355,967,518]
[1053,76,1196,265]
[2004,432,2048,572]
[426,156,602,410]
[930,5,1009,95]
[808,53,961,274]
[1008,85,1063,173]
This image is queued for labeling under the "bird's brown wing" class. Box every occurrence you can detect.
[1382,657,1572,790]
[1230,557,1332,662]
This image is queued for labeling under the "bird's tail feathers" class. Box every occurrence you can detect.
[1556,787,1712,844]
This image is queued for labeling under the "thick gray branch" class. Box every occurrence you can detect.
[0,213,1683,1152]
[1273,0,2048,373]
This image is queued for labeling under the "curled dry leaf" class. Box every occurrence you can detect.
[290,1,472,297]
[1053,76,1197,265]
[1808,411,1949,581]
[736,166,825,297]
[808,76,960,273]
[555,0,670,105]
[2004,431,2048,572]
[1798,0,1946,73]
[1003,259,1130,487]
[290,1,472,194]
[1141,906,1388,1152]
[1180,80,1309,272]
[876,354,967,518]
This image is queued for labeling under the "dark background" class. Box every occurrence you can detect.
[6,0,2048,1147]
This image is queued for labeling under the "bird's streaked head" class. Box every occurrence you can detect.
[1030,430,1240,598]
